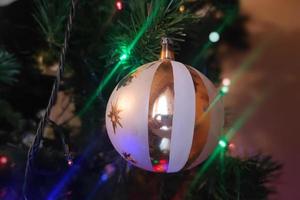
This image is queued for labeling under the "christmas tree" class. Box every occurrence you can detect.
[0,0,281,199]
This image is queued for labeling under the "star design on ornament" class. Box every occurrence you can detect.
[107,102,123,134]
[122,152,137,164]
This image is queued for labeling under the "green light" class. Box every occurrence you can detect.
[218,139,227,148]
[153,160,158,164]
[78,62,122,116]
[220,86,229,95]
[76,1,163,117]
[119,54,128,61]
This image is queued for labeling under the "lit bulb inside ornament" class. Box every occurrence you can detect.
[106,37,224,173]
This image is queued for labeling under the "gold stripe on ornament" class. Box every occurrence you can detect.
[148,61,174,172]
[183,66,210,169]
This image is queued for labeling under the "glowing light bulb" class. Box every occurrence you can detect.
[222,78,231,86]
[116,1,123,11]
[218,139,227,148]
[220,86,229,95]
[100,173,109,182]
[119,53,127,61]
[0,156,8,165]
[179,5,185,13]
[209,32,220,43]
[228,143,236,150]
[67,159,73,166]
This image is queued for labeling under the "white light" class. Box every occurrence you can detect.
[156,115,162,121]
[209,32,220,43]
[159,138,170,151]
[157,95,168,115]
[160,125,169,131]
[152,88,172,118]
[222,78,231,86]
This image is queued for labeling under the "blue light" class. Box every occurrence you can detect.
[47,140,97,200]
[100,173,109,182]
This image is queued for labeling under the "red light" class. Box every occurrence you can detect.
[116,1,123,11]
[159,159,167,164]
[228,143,236,150]
[153,163,168,172]
[0,156,8,165]
[153,165,164,172]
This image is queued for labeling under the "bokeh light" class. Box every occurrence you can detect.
[220,85,229,95]
[222,78,231,86]
[218,139,227,148]
[209,31,220,43]
[179,5,185,13]
[0,156,8,165]
[116,1,123,11]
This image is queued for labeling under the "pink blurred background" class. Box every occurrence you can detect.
[221,0,300,199]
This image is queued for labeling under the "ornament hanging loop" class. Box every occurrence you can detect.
[160,37,175,60]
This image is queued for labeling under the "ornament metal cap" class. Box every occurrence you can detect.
[160,37,175,60]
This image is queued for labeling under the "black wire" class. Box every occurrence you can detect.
[22,0,78,199]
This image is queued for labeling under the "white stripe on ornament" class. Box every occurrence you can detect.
[106,61,160,171]
[167,61,196,172]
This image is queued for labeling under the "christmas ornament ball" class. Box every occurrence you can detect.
[106,38,223,173]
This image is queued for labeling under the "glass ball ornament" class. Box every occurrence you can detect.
[106,38,224,173]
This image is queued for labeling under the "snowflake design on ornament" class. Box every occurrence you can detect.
[122,152,137,164]
[107,102,123,134]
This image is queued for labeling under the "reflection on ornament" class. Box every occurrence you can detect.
[153,159,168,172]
[106,38,224,173]
[107,102,123,134]
[159,138,170,152]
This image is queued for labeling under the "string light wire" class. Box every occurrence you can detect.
[23,0,78,198]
